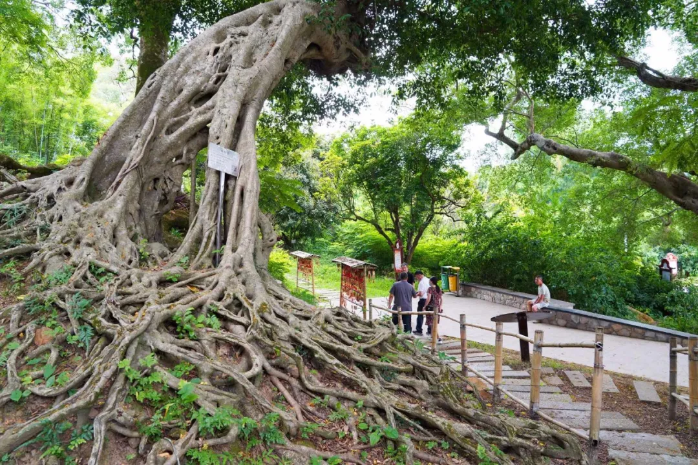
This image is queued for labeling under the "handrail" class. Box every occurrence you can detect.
[367,300,604,454]
[539,342,596,349]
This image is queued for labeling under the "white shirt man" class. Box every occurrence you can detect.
[527,275,550,312]
[413,271,431,335]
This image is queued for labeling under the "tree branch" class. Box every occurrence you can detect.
[617,56,698,92]
[489,132,698,216]
[0,153,65,178]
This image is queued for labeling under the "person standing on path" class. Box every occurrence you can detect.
[413,270,430,335]
[398,263,414,285]
[388,272,417,332]
[526,275,551,312]
[424,276,443,342]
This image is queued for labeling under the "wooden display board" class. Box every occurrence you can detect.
[332,256,377,320]
[290,251,319,296]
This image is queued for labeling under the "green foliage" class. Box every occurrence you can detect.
[193,406,239,437]
[0,260,24,294]
[67,324,94,351]
[268,248,293,284]
[173,307,220,339]
[43,266,74,289]
[68,292,91,320]
[320,112,476,263]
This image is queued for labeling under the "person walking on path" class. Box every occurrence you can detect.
[424,276,443,342]
[413,270,430,335]
[388,272,417,332]
[526,275,551,312]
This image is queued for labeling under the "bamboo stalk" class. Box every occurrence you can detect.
[460,314,467,377]
[499,330,535,343]
[368,299,373,322]
[530,330,543,419]
[397,306,403,333]
[689,336,698,433]
[538,342,596,349]
[669,337,677,421]
[494,322,503,403]
[431,304,438,355]
[588,327,604,464]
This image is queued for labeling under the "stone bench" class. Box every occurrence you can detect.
[460,282,696,345]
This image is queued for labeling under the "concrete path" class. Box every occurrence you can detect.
[320,291,690,386]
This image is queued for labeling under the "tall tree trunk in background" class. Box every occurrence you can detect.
[135,14,175,95]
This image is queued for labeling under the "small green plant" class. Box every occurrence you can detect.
[10,389,30,402]
[328,403,349,422]
[0,260,24,293]
[68,292,91,320]
[170,361,195,378]
[476,443,506,465]
[44,266,74,288]
[258,412,285,445]
[67,324,94,351]
[163,271,180,282]
[138,239,150,263]
[300,423,319,439]
[310,395,330,408]
[1,204,28,227]
[169,227,184,239]
[173,308,220,339]
[177,255,190,267]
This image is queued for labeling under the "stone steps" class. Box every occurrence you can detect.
[541,410,639,431]
[633,380,662,403]
[608,450,698,464]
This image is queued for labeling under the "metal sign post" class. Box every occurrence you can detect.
[207,143,240,266]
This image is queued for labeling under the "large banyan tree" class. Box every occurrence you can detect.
[0,0,670,463]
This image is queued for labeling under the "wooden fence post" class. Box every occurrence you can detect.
[431,305,439,355]
[368,299,373,322]
[588,327,604,464]
[669,337,677,421]
[494,322,503,403]
[460,314,467,377]
[530,330,543,418]
[689,336,698,433]
[397,306,403,333]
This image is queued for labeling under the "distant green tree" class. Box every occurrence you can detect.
[321,112,478,265]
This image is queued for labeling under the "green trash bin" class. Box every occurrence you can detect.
[440,266,450,291]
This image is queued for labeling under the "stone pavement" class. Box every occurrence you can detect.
[319,291,690,386]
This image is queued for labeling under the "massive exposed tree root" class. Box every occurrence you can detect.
[0,1,586,463]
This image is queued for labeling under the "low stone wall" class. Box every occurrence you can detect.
[460,282,695,346]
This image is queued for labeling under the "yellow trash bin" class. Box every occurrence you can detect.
[448,274,457,292]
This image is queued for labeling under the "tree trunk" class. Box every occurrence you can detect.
[0,2,585,464]
[135,18,173,95]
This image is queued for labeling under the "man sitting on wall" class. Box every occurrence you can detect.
[526,275,550,312]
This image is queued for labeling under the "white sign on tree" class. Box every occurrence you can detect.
[207,143,240,176]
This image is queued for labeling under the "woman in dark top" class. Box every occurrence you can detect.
[424,276,443,341]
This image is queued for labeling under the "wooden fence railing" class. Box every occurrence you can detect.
[668,336,698,433]
[367,300,605,463]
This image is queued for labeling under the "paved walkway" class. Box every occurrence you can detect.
[317,290,690,386]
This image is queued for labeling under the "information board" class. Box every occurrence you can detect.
[340,265,366,311]
[393,241,402,272]
[208,143,240,176]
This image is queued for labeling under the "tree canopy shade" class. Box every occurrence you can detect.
[320,113,477,264]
